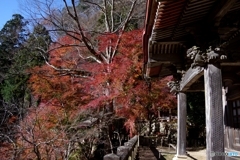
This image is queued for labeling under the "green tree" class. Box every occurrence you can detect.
[0,14,29,150]
[0,17,51,147]
[0,14,28,82]
[1,21,50,104]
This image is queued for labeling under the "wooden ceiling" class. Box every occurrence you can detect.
[143,0,240,80]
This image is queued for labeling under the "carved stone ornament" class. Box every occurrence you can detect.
[167,80,180,94]
[187,46,227,68]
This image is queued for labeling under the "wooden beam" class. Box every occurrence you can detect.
[180,67,204,91]
[221,62,240,66]
[208,0,237,26]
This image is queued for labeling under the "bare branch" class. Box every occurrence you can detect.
[110,0,137,62]
[111,0,114,32]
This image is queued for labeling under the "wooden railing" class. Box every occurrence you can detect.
[103,135,139,160]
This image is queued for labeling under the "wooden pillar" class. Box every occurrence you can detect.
[173,92,187,160]
[204,64,224,160]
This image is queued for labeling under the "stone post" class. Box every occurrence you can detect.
[117,146,129,160]
[173,92,187,160]
[103,153,120,160]
[204,64,224,160]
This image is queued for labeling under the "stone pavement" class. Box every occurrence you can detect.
[137,146,207,160]
[186,149,206,160]
[137,146,160,160]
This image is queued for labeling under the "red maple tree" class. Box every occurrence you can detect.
[28,29,177,134]
[3,29,177,159]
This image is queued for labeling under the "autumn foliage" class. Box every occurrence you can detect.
[17,103,68,160]
[0,29,176,159]
[32,29,175,132]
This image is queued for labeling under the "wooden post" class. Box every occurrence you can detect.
[204,64,224,160]
[173,92,187,160]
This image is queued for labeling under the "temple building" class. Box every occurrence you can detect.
[143,0,240,160]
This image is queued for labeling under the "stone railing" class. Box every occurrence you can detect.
[103,135,139,160]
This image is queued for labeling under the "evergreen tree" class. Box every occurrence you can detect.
[0,16,51,144]
[0,14,28,82]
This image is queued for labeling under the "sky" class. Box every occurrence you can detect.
[0,0,21,29]
[0,0,73,30]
